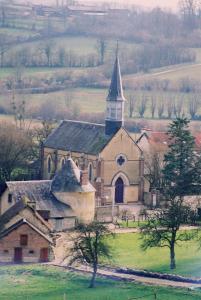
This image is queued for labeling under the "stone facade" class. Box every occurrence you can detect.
[0,223,52,263]
[42,127,148,206]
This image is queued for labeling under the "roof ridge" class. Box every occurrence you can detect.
[62,119,105,127]
[7,180,51,184]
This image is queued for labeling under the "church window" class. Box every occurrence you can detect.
[47,157,51,174]
[89,164,93,181]
[20,235,28,246]
[116,154,127,166]
[8,193,12,204]
[75,160,79,167]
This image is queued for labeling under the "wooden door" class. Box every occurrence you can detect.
[115,177,124,204]
[14,247,22,263]
[40,248,49,262]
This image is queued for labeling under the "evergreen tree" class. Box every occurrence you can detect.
[141,118,201,270]
[162,117,201,199]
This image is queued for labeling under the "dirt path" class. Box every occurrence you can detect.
[53,263,201,289]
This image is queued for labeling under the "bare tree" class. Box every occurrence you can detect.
[138,95,147,118]
[0,5,6,27]
[179,0,200,30]
[188,94,200,119]
[96,38,107,65]
[167,98,174,119]
[0,34,10,67]
[0,122,33,184]
[144,150,164,190]
[64,89,74,107]
[41,40,54,67]
[174,96,184,118]
[150,96,156,119]
[128,94,136,118]
[157,99,165,119]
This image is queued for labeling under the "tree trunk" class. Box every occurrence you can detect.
[170,244,176,269]
[89,264,97,288]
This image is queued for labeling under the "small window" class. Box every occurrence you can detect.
[8,193,12,204]
[29,250,34,254]
[3,250,9,254]
[37,210,50,221]
[47,157,51,174]
[20,234,28,246]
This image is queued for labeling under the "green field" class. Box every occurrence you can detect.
[0,264,200,300]
[109,233,201,277]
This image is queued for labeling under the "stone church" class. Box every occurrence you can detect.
[42,53,149,208]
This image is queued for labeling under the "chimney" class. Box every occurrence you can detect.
[80,169,89,186]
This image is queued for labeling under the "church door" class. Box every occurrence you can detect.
[115,177,124,204]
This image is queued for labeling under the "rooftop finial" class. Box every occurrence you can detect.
[116,40,119,58]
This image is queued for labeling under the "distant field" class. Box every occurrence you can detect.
[0,264,200,300]
[124,63,201,85]
[1,87,201,121]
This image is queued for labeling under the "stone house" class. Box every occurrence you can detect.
[0,158,96,263]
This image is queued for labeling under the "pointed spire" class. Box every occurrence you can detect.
[107,42,125,102]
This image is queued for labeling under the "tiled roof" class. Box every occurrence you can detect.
[44,120,112,155]
[6,181,75,218]
[51,158,95,193]
[0,219,53,243]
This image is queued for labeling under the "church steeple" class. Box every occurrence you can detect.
[105,44,126,136]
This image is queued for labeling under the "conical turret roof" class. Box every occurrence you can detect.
[51,158,81,193]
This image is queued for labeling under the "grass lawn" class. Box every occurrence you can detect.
[109,233,201,277]
[0,264,201,300]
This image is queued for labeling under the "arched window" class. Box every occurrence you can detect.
[47,157,51,174]
[115,177,124,204]
[75,160,79,167]
[89,163,93,181]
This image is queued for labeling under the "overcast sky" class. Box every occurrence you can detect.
[26,0,179,11]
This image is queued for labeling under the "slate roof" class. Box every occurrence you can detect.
[0,219,53,243]
[51,158,96,193]
[107,54,126,102]
[6,181,75,218]
[0,200,26,229]
[44,120,112,155]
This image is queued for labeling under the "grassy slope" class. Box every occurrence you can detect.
[109,233,201,277]
[0,265,201,300]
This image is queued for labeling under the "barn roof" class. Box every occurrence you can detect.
[44,120,112,155]
[0,219,53,243]
[6,181,75,218]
